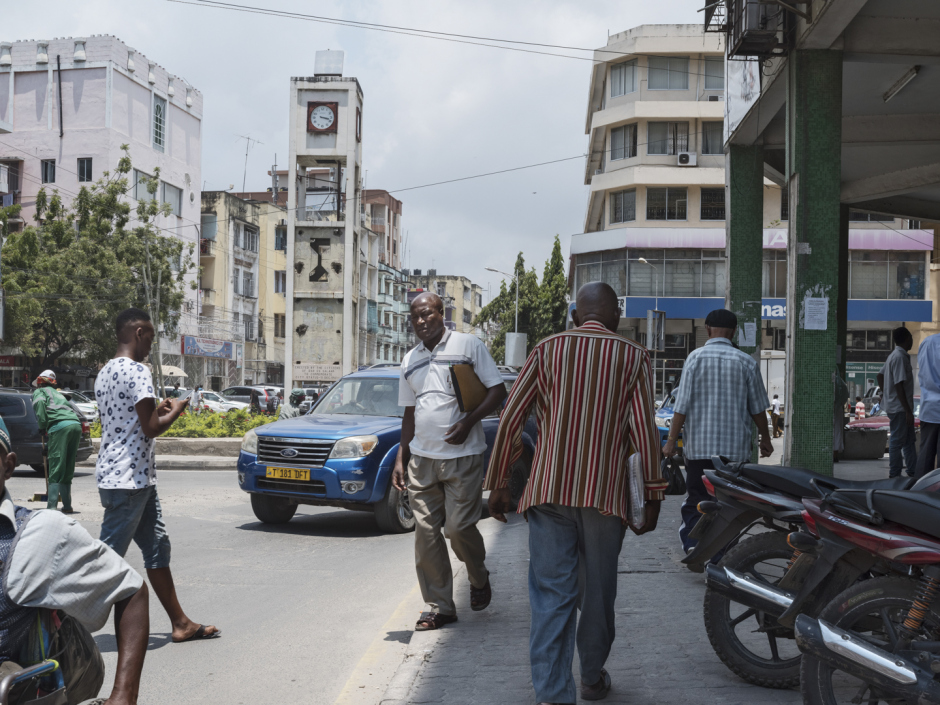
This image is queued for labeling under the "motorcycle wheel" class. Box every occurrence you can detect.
[703,531,802,688]
[800,576,940,705]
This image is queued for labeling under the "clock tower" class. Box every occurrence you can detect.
[285,51,364,390]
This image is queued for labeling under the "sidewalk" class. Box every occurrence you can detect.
[384,455,895,705]
[77,455,236,470]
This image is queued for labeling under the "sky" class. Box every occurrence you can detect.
[3,0,705,302]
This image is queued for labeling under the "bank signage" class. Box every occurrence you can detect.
[181,336,235,360]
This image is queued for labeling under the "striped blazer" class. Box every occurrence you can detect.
[485,321,666,520]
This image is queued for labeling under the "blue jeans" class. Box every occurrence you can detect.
[99,485,171,569]
[888,412,918,478]
[528,504,626,704]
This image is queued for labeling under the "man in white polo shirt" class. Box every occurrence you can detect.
[393,292,507,631]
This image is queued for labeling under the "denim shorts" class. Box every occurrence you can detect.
[99,485,171,569]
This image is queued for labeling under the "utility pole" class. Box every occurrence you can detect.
[237,134,263,193]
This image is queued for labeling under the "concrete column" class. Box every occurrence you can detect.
[783,50,844,474]
[726,144,765,461]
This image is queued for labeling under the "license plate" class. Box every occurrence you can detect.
[265,467,310,481]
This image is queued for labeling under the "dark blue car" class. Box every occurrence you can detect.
[238,368,536,533]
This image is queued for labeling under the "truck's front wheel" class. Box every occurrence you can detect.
[374,483,415,533]
[250,493,297,524]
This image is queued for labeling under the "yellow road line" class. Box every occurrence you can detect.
[332,581,422,705]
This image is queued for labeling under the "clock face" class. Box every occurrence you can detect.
[310,105,335,130]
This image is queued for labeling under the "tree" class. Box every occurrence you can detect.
[474,240,569,364]
[0,146,195,379]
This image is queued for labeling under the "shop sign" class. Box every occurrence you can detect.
[293,363,342,381]
[0,356,15,367]
[181,336,235,360]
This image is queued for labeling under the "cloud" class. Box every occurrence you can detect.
[2,0,704,297]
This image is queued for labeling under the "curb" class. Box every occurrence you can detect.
[78,456,236,471]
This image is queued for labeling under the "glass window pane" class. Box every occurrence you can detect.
[704,56,724,89]
[611,127,625,160]
[628,260,655,296]
[780,186,789,220]
[702,260,726,297]
[648,122,668,155]
[700,188,725,220]
[611,62,623,97]
[892,258,925,299]
[666,258,701,296]
[602,259,626,296]
[669,57,690,89]
[672,122,689,153]
[850,262,888,299]
[647,188,667,220]
[667,188,687,220]
[610,191,622,224]
[621,189,635,221]
[648,56,668,89]
[702,121,724,154]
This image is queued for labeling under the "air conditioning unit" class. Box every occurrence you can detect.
[279,218,287,226]
[708,95,722,102]
[677,152,697,167]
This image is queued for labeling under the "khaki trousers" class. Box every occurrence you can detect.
[408,454,488,615]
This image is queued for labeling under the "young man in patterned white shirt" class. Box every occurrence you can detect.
[95,308,220,643]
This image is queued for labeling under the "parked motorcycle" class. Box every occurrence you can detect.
[793,487,940,704]
[691,456,940,688]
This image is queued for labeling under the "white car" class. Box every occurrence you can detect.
[61,390,98,419]
[193,391,249,413]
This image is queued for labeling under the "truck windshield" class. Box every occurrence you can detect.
[313,378,403,418]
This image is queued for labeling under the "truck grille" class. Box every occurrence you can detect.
[257,437,335,467]
[257,479,327,494]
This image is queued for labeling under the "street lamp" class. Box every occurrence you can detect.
[638,257,664,398]
[485,266,518,333]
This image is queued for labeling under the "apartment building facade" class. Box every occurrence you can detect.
[363,189,403,269]
[0,35,203,388]
[406,271,485,340]
[570,24,931,398]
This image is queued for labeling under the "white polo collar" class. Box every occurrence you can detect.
[419,327,453,354]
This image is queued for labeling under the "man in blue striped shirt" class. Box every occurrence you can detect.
[662,308,773,553]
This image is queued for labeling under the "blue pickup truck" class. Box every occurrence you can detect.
[238,367,537,533]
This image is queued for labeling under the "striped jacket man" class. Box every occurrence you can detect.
[485,321,666,521]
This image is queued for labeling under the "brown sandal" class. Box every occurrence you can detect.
[470,574,492,611]
[415,612,458,631]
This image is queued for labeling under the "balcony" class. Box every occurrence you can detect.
[300,207,343,224]
[200,288,217,307]
[200,238,216,258]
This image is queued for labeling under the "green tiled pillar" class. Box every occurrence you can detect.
[726,145,765,462]
[783,50,844,474]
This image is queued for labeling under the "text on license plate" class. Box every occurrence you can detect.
[265,467,310,481]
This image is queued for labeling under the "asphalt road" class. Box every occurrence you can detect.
[8,467,422,705]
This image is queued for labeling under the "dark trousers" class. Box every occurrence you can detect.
[888,412,918,478]
[679,458,714,553]
[915,421,940,479]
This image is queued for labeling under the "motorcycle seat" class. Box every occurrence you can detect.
[734,463,912,499]
[830,489,940,541]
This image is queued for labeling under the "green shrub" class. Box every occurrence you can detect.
[90,408,276,439]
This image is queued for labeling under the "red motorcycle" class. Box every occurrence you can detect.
[793,487,940,704]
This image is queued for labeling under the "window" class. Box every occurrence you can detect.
[243,313,255,341]
[133,170,151,202]
[648,56,689,90]
[77,158,92,182]
[609,189,636,224]
[274,227,287,251]
[610,59,637,97]
[274,313,286,338]
[435,282,446,297]
[41,159,55,184]
[780,186,789,221]
[704,56,724,90]
[647,122,689,155]
[162,182,182,217]
[846,330,892,352]
[610,124,637,160]
[239,226,258,252]
[627,249,726,297]
[201,213,218,240]
[646,187,687,220]
[243,271,255,298]
[574,250,627,296]
[848,251,926,300]
[463,286,470,301]
[849,210,890,222]
[233,267,241,295]
[700,188,726,220]
[463,310,472,324]
[274,270,286,294]
[763,250,787,298]
[153,96,167,152]
[702,122,724,155]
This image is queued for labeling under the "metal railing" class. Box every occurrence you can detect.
[302,207,342,223]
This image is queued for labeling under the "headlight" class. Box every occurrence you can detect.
[329,435,379,459]
[242,429,258,455]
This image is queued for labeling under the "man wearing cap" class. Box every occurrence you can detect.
[31,370,83,513]
[278,389,305,420]
[662,309,773,554]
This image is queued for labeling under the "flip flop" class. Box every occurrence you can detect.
[175,625,221,642]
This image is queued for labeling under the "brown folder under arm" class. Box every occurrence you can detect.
[450,364,488,413]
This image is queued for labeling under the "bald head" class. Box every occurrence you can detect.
[573,282,621,332]
[411,291,444,316]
